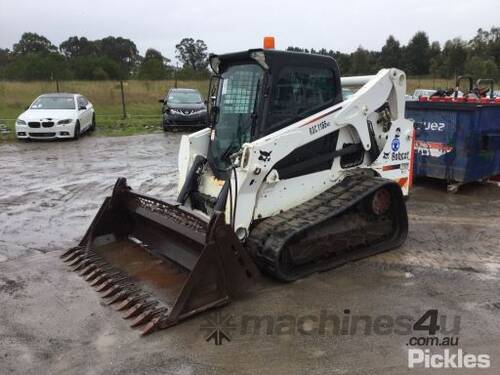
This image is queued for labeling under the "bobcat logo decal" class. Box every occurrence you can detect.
[258,150,272,162]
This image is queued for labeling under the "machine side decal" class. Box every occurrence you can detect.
[391,127,402,151]
[299,106,342,128]
[309,120,331,135]
[258,150,272,162]
[382,164,401,171]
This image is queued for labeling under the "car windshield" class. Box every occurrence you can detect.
[208,63,263,174]
[168,91,202,104]
[30,96,75,110]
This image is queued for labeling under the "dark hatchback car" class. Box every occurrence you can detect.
[160,88,207,131]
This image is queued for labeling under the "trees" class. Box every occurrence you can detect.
[59,35,140,79]
[13,32,57,55]
[440,38,468,77]
[469,27,500,68]
[2,53,71,80]
[69,56,121,80]
[7,33,68,80]
[402,31,431,75]
[137,49,172,80]
[175,38,208,71]
[99,37,139,65]
[59,36,98,59]
[464,56,498,79]
[0,48,10,67]
[379,36,402,69]
[98,36,140,78]
[350,47,371,75]
[1,28,500,81]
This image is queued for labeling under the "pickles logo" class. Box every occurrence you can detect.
[406,310,490,369]
[408,349,490,369]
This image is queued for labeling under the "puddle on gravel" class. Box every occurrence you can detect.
[0,133,183,261]
[2,133,500,278]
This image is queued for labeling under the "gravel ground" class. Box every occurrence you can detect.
[1,133,500,374]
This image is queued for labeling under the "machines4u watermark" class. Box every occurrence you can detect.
[200,308,491,369]
[200,308,461,344]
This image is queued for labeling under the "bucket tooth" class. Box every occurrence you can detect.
[116,294,149,311]
[101,281,134,298]
[72,256,100,272]
[72,260,91,272]
[79,263,98,276]
[123,300,157,319]
[100,284,122,298]
[94,280,112,292]
[88,270,118,285]
[60,246,83,260]
[85,268,108,282]
[106,288,138,305]
[131,307,167,328]
[93,274,124,290]
[89,273,111,286]
[67,255,87,267]
[63,250,84,263]
[141,315,166,336]
[106,291,127,305]
[77,260,105,275]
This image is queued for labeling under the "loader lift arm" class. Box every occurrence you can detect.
[218,68,410,238]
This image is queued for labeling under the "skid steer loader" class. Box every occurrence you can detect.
[62,40,414,335]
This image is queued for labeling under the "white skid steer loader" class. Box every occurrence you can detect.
[62,40,414,335]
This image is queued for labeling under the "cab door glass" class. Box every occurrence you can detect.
[267,66,335,131]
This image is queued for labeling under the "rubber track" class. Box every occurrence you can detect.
[246,174,407,280]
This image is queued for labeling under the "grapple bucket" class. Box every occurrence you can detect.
[61,178,257,335]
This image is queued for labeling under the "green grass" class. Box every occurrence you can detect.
[0,80,209,141]
[0,77,462,142]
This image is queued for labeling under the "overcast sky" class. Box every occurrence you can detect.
[0,0,498,61]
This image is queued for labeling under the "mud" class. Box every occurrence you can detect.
[0,134,181,261]
[1,134,500,374]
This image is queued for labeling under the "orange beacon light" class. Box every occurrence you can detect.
[263,36,275,49]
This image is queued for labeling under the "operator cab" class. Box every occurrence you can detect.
[207,48,342,179]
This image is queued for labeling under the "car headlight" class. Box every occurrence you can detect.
[16,119,26,125]
[170,109,183,115]
[57,119,74,125]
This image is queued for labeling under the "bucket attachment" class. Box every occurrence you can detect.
[61,178,257,335]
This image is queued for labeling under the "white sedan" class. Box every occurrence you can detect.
[15,93,95,140]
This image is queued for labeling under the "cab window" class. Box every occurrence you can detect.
[267,66,335,130]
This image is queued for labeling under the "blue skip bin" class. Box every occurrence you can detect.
[406,99,500,191]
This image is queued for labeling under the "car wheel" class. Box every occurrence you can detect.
[90,114,96,132]
[73,122,81,140]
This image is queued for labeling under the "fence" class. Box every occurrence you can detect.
[0,80,210,123]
